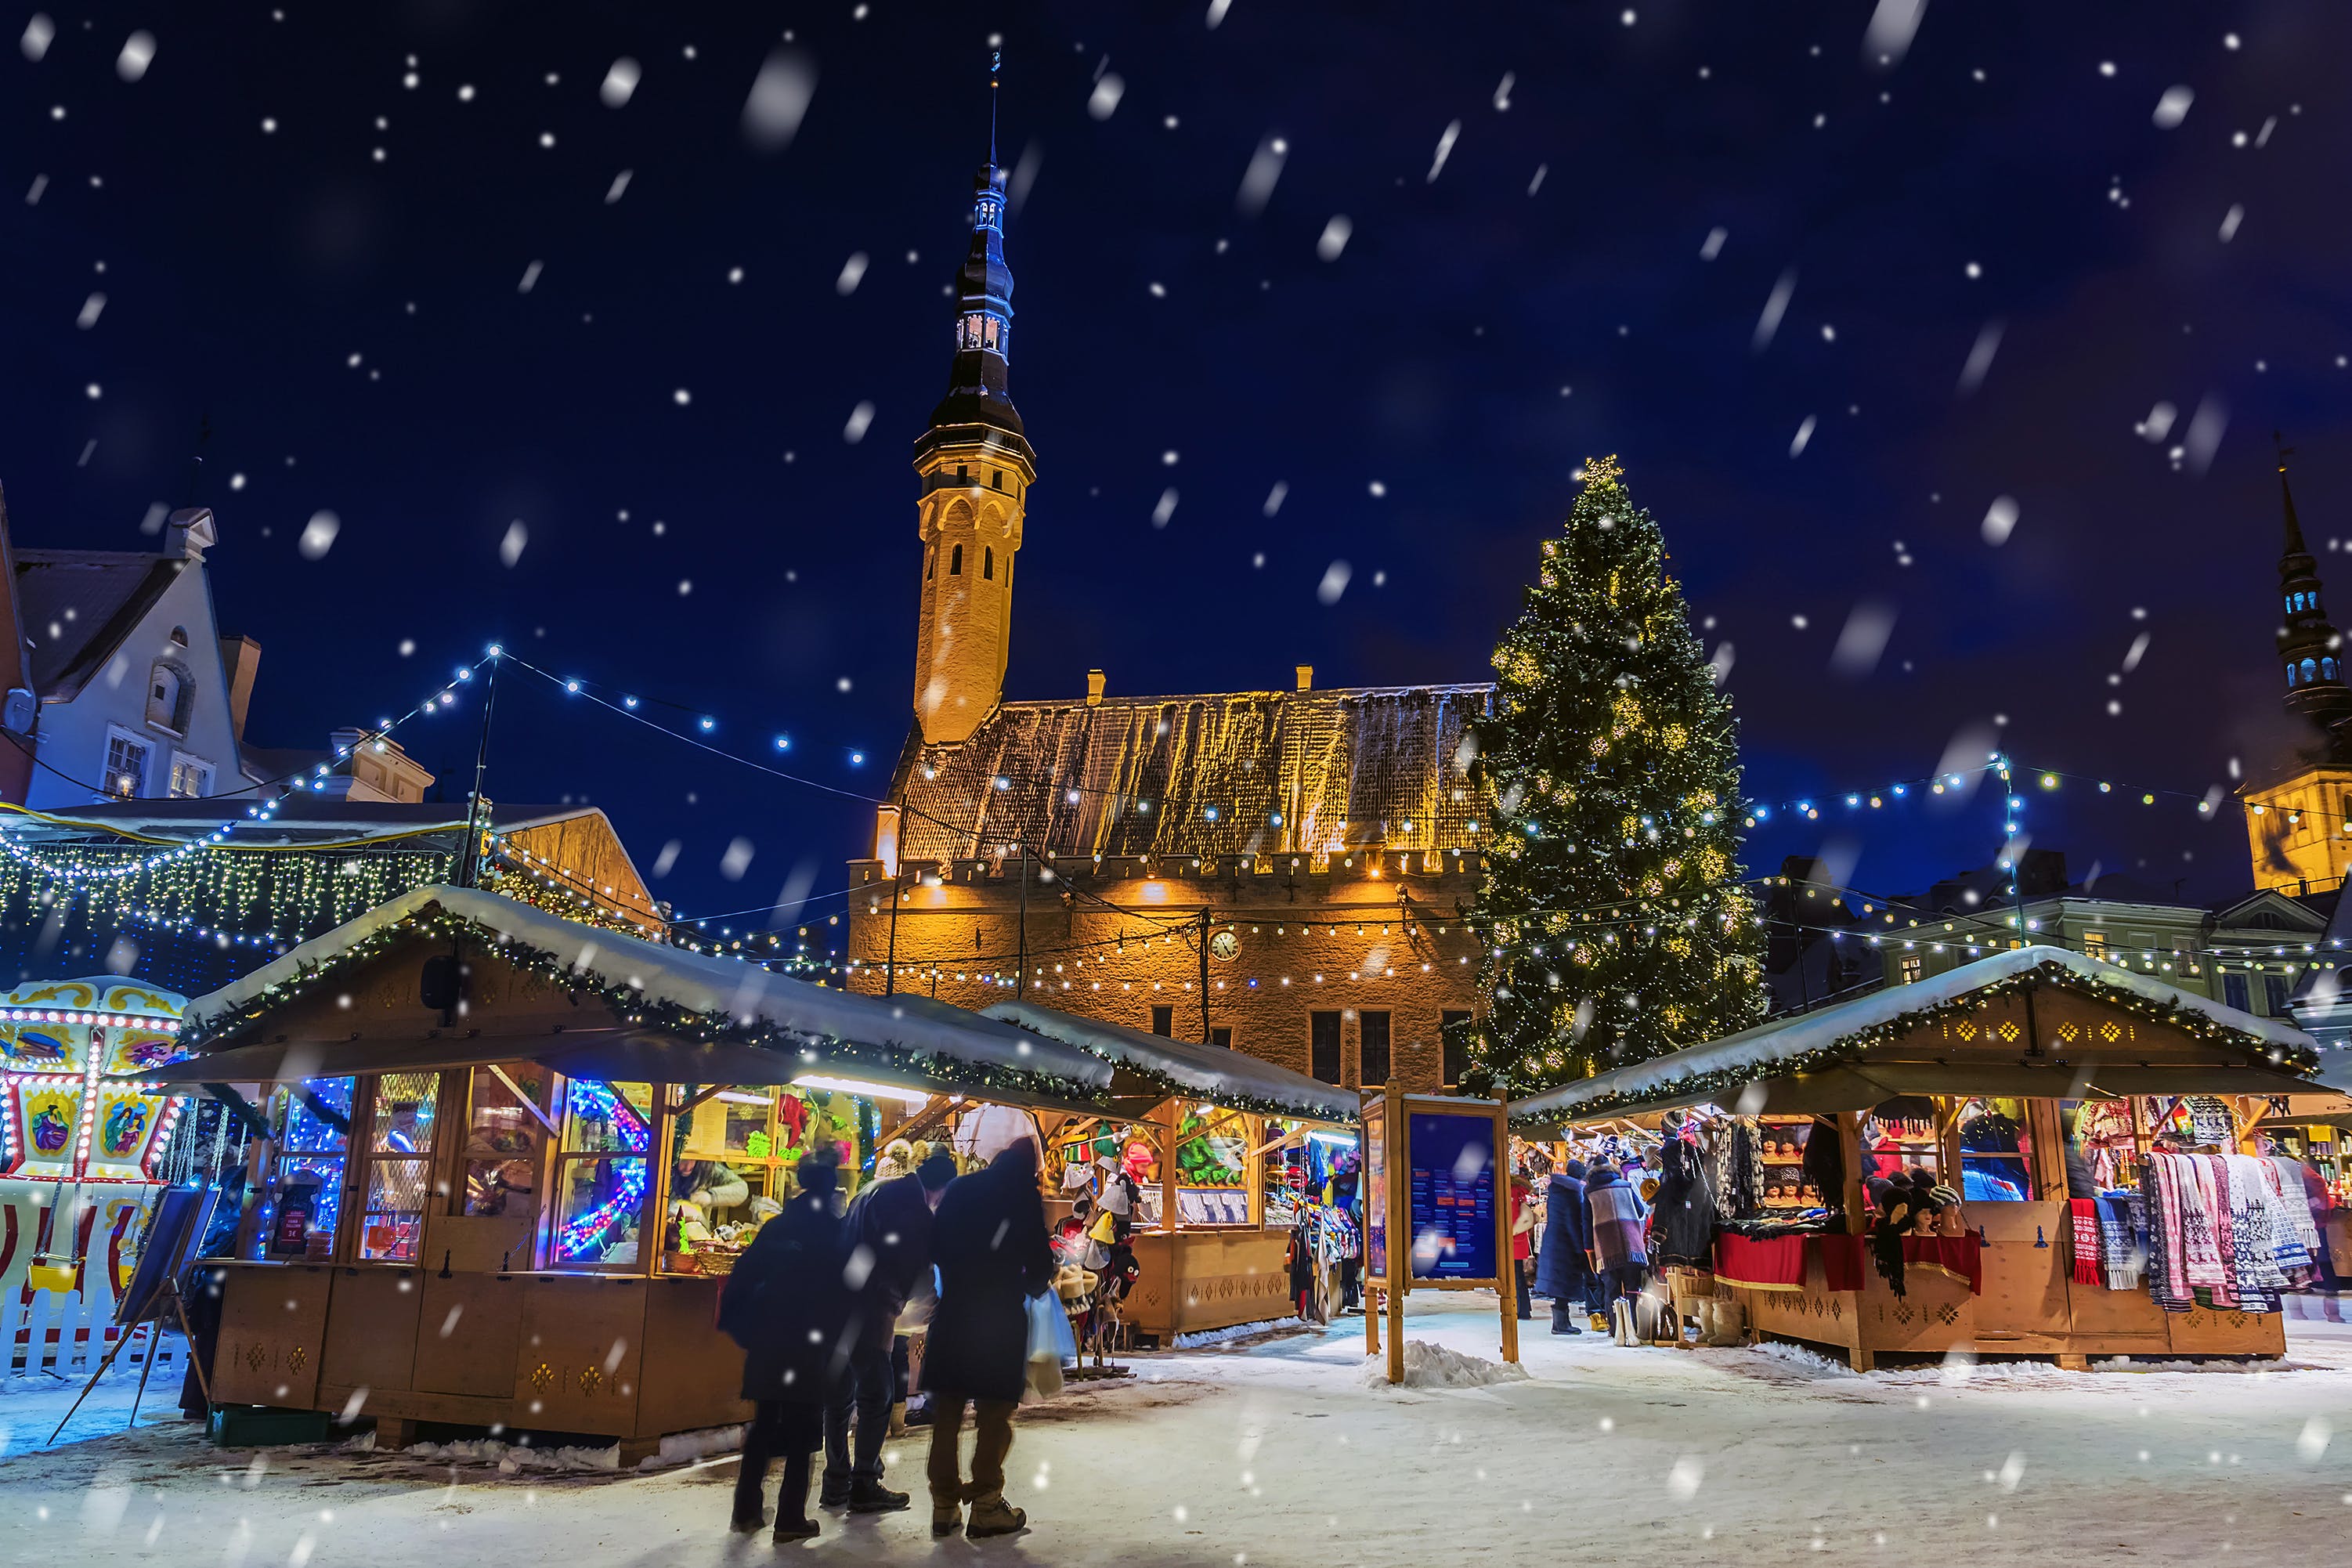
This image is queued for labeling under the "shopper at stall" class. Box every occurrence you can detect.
[1509,1171,1537,1321]
[1535,1158,1596,1335]
[722,1152,854,1542]
[1584,1157,1650,1317]
[822,1147,957,1514]
[922,1139,1054,1540]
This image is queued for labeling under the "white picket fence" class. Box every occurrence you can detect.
[2,1190,182,1378]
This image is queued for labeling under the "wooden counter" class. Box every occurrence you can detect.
[209,1261,750,1454]
[1735,1202,2284,1370]
[1126,1227,1293,1340]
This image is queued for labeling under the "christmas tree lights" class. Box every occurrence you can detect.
[1457,456,1765,1094]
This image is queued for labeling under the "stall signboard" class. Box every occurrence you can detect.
[1360,1086,1516,1383]
[1407,1112,1495,1282]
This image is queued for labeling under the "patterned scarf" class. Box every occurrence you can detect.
[2068,1198,2103,1286]
[2093,1193,2142,1290]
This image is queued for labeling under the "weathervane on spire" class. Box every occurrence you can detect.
[2277,428,2296,472]
[989,48,1002,168]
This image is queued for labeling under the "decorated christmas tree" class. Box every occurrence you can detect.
[1457,455,1765,1095]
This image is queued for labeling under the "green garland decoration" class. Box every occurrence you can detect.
[992,1018,1361,1125]
[1508,959,2320,1126]
[178,906,1109,1107]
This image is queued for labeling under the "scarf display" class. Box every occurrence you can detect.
[2186,1097,2235,1148]
[2067,1198,2102,1286]
[2137,1153,2300,1313]
[2092,1193,2143,1291]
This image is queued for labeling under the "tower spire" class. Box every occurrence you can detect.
[2271,439,2352,743]
[905,62,1037,748]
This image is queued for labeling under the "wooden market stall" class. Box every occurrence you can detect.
[978,1001,1360,1342]
[1513,945,2326,1368]
[136,886,1116,1457]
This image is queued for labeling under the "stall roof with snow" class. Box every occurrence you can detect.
[982,999,1360,1123]
[1512,945,2321,1125]
[155,885,1114,1108]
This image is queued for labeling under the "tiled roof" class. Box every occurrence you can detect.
[889,683,1495,864]
[14,550,186,699]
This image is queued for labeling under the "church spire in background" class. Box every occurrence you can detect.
[2273,437,2352,740]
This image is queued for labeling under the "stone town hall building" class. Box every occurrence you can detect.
[844,144,1490,1094]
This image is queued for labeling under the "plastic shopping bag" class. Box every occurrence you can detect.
[1023,1290,1076,1402]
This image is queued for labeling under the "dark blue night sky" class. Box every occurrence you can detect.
[5,2,2350,927]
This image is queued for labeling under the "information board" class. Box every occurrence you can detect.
[1362,1096,1386,1279]
[1407,1112,1496,1281]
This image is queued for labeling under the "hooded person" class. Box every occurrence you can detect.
[1584,1158,1650,1313]
[1534,1158,1598,1334]
[920,1139,1054,1540]
[721,1153,855,1541]
[821,1149,959,1513]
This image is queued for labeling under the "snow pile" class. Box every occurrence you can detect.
[1741,1340,1860,1378]
[402,1436,623,1473]
[1172,1317,1304,1349]
[635,1423,746,1470]
[1361,1340,1531,1389]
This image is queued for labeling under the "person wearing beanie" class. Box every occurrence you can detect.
[1584,1158,1650,1326]
[922,1140,1053,1539]
[819,1145,959,1514]
[722,1152,853,1541]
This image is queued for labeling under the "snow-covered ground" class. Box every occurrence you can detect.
[5,1295,2351,1566]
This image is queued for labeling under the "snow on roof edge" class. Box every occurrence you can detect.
[1516,945,2318,1119]
[185,885,1114,1091]
[982,999,1359,1122]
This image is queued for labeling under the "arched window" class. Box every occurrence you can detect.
[2289,663,2300,688]
[984,547,994,580]
[926,546,937,580]
[2303,658,2319,685]
[2326,657,2339,681]
[168,625,189,647]
[146,663,186,731]
[949,544,963,576]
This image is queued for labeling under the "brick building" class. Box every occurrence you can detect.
[844,140,1491,1093]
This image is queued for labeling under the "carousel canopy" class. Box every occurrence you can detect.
[161,885,1115,1106]
[1513,945,2321,1125]
[982,999,1360,1124]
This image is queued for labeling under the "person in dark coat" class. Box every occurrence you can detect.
[722,1154,854,1541]
[1534,1160,1596,1335]
[1647,1133,1718,1270]
[921,1140,1053,1540]
[822,1150,957,1512]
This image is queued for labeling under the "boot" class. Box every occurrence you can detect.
[728,1512,768,1535]
[818,1475,851,1509]
[887,1400,909,1439]
[847,1478,910,1514]
[772,1516,820,1542]
[966,1493,1029,1539]
[930,1502,963,1539]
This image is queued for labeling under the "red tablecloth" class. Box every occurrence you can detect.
[1712,1232,1807,1291]
[1902,1234,1984,1295]
[1818,1233,1866,1292]
[1715,1231,1980,1295]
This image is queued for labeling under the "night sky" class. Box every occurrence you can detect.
[6,2,2351,931]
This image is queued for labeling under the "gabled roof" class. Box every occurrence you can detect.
[181,885,1115,1103]
[1516,945,2318,1122]
[2208,887,2335,931]
[13,549,189,699]
[891,682,1494,864]
[3,797,624,851]
[984,999,1359,1122]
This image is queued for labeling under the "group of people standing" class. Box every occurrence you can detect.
[1518,1154,1657,1335]
[718,1140,1054,1544]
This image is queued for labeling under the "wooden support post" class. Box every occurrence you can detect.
[1159,1100,1180,1235]
[1385,1083,1406,1387]
[1837,1111,1868,1234]
[1495,1099,1519,1366]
